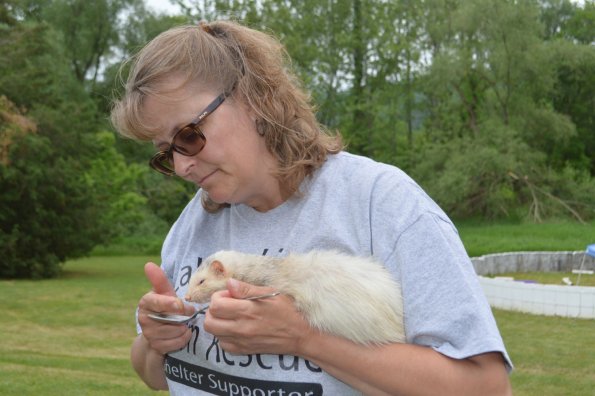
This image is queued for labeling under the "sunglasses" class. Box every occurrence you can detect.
[149,92,227,175]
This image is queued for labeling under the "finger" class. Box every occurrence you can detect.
[226,278,276,299]
[217,337,250,355]
[204,309,240,336]
[145,262,175,296]
[143,262,189,314]
[144,327,194,355]
[140,318,190,338]
[139,292,187,314]
[139,312,194,341]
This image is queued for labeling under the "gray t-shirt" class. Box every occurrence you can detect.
[147,151,511,395]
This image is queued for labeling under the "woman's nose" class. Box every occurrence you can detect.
[173,151,196,177]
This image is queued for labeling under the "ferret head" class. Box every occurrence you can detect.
[184,251,238,303]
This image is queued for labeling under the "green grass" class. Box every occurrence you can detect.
[0,256,164,395]
[488,271,595,286]
[1,220,594,395]
[458,220,595,394]
[455,219,595,257]
[494,309,595,396]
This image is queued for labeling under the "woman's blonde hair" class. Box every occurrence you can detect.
[111,20,342,212]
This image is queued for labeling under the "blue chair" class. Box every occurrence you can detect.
[574,244,595,286]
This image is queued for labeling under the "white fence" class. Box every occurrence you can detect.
[471,252,595,319]
[478,276,595,318]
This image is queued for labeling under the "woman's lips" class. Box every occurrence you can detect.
[198,169,218,185]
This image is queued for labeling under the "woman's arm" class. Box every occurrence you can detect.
[204,279,511,396]
[130,334,169,390]
[131,263,196,390]
[298,330,511,396]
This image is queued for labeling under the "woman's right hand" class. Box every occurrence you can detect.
[136,262,195,355]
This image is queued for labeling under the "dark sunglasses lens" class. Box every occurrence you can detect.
[150,152,174,175]
[174,126,205,155]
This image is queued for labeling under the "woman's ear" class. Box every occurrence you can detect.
[255,117,266,136]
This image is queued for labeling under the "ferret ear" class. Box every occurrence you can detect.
[211,260,226,278]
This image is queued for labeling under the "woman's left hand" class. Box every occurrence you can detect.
[203,279,314,356]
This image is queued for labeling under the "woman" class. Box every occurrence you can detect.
[111,21,512,395]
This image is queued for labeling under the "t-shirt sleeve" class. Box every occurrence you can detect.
[362,164,512,369]
[394,212,512,370]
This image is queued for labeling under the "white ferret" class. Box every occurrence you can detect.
[185,250,405,345]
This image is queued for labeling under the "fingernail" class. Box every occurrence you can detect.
[228,278,239,292]
[174,298,184,312]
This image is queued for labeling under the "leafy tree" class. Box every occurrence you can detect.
[0,19,100,148]
[83,131,171,240]
[0,16,109,278]
[0,97,107,278]
[539,0,577,40]
[414,0,594,221]
[546,3,595,175]
[564,0,595,44]
[39,0,139,85]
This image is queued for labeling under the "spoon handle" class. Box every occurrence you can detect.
[196,291,281,312]
[242,291,281,301]
[148,291,281,324]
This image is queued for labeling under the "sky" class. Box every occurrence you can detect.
[145,0,182,15]
[145,0,587,15]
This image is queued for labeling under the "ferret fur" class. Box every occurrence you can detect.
[185,250,405,345]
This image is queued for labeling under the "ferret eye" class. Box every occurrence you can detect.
[199,279,205,285]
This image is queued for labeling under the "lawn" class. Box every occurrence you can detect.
[1,220,594,395]
[487,271,595,286]
[0,256,162,395]
[496,309,594,396]
[455,219,595,257]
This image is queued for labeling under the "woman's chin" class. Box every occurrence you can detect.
[205,189,232,205]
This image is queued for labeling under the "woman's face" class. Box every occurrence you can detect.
[144,80,283,212]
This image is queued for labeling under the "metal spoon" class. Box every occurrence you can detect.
[147,291,281,324]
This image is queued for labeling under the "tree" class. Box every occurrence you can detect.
[0,97,107,278]
[40,0,139,86]
[0,16,110,278]
[546,1,595,174]
[539,0,577,40]
[413,0,595,221]
[83,131,172,241]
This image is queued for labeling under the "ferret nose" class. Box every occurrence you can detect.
[184,295,191,301]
